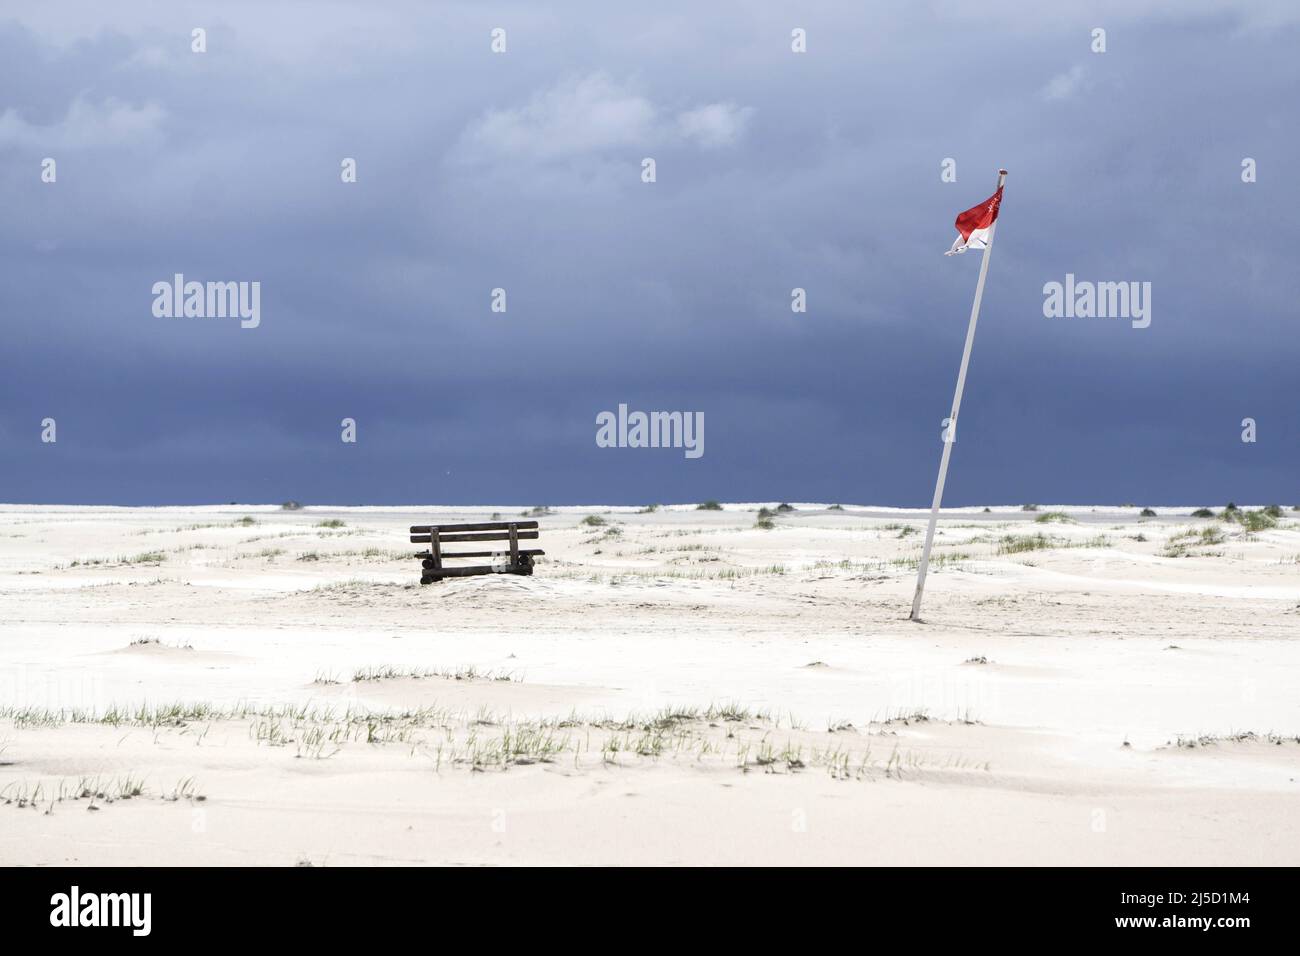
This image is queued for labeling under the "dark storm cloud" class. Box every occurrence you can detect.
[1,2,1297,505]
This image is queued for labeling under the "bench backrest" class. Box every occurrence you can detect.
[409,520,539,544]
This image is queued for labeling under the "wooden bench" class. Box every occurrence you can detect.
[409,521,543,584]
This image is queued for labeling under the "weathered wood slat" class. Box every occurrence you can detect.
[441,549,544,559]
[409,520,539,534]
[422,566,514,579]
[410,530,540,544]
[420,549,544,565]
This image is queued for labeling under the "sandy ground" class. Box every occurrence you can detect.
[1,502,1298,866]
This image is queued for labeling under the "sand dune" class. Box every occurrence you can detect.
[1,504,1298,865]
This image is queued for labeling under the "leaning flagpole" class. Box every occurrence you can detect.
[910,168,1007,622]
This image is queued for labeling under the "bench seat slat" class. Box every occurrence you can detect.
[421,566,530,579]
[417,549,544,560]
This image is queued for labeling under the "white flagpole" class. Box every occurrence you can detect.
[910,168,1007,623]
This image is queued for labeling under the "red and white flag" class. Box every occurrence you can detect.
[945,186,1003,255]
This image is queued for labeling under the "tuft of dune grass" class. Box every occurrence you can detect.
[997,533,1054,555]
[1034,511,1073,524]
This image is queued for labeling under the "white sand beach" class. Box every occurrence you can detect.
[1,503,1298,866]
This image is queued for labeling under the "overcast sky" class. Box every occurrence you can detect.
[2,1,1297,506]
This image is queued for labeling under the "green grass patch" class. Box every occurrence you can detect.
[1163,524,1227,557]
[1034,511,1073,524]
[997,533,1054,555]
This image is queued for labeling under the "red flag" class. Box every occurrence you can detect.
[946,186,1003,255]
